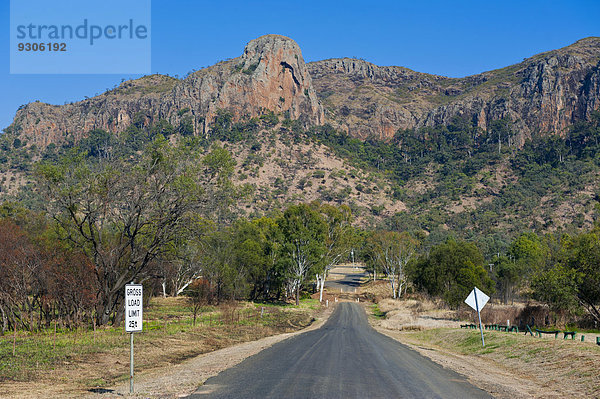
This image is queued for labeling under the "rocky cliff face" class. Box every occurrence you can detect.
[309,37,600,142]
[8,35,323,148]
[6,36,600,148]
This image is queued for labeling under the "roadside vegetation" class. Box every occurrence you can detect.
[0,296,319,386]
[1,109,600,391]
[364,291,600,397]
[393,328,600,398]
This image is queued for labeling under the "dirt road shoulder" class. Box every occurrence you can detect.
[370,316,600,399]
[375,327,557,398]
[87,304,336,399]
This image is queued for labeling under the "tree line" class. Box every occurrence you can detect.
[1,112,600,332]
[0,134,358,331]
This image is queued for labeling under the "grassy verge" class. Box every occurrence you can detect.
[397,328,600,396]
[0,297,320,386]
[364,296,600,396]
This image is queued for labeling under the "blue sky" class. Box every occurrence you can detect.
[2,0,599,131]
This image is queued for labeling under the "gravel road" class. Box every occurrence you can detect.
[324,265,365,293]
[187,302,492,399]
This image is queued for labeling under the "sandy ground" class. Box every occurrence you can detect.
[83,305,335,399]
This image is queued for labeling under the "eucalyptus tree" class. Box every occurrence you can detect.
[366,231,418,299]
[36,136,205,325]
[231,217,285,301]
[278,204,327,305]
[313,202,356,302]
[496,232,544,304]
[201,143,237,226]
[540,228,600,323]
[408,238,494,307]
[161,216,214,297]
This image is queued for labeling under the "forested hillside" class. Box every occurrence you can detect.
[1,108,599,253]
[1,35,600,335]
[314,112,600,255]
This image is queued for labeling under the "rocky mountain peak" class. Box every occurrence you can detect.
[243,34,301,61]
[8,34,323,149]
[197,34,323,125]
[5,36,599,149]
[241,35,314,98]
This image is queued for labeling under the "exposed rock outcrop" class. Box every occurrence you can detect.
[8,35,323,148]
[308,37,600,142]
[6,36,600,148]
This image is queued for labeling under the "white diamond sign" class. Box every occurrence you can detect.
[464,286,489,347]
[464,287,489,311]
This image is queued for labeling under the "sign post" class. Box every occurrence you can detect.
[130,332,134,393]
[125,283,143,394]
[464,287,489,347]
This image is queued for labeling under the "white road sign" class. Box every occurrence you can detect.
[464,287,489,311]
[125,284,143,332]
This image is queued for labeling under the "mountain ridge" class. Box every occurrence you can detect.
[6,35,600,149]
[309,36,600,140]
[1,37,600,244]
[7,35,323,149]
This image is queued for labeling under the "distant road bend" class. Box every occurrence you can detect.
[187,302,491,399]
[324,264,366,293]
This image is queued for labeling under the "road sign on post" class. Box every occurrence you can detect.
[125,284,143,332]
[464,287,489,347]
[125,283,143,393]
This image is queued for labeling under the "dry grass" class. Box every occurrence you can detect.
[373,297,461,331]
[367,294,600,398]
[458,302,529,326]
[360,280,462,330]
[0,297,322,398]
[360,279,392,301]
[389,328,600,398]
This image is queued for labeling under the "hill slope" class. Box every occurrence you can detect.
[309,37,600,140]
[1,35,600,253]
